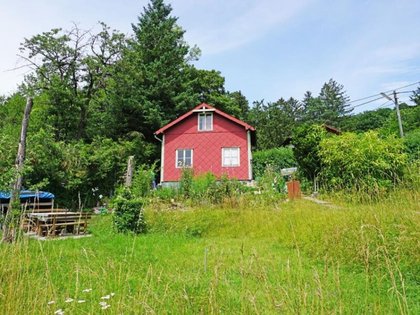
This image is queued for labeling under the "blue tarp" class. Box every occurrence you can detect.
[0,190,55,200]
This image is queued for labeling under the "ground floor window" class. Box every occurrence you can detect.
[222,147,240,167]
[176,149,193,168]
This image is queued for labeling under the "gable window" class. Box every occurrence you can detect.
[222,147,240,167]
[176,149,193,168]
[198,113,213,131]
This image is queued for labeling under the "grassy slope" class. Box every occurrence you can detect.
[0,191,419,314]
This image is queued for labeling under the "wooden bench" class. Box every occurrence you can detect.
[30,212,92,237]
[22,208,65,231]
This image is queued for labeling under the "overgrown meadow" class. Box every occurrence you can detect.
[1,190,419,314]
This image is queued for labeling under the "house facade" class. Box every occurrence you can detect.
[154,103,255,185]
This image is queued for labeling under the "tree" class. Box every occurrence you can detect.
[410,86,420,106]
[18,23,126,141]
[248,98,303,149]
[292,124,328,182]
[302,79,351,126]
[110,0,199,141]
[340,108,393,132]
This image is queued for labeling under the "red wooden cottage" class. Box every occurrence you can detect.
[154,103,255,186]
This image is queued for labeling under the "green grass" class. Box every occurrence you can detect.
[0,191,419,314]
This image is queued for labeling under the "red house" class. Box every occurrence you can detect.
[154,103,255,186]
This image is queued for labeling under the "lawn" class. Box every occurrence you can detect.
[0,191,419,314]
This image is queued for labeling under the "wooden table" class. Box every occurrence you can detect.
[27,212,91,237]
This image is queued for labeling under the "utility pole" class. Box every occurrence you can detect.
[380,91,404,138]
[393,91,404,138]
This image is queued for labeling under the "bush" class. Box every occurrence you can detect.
[131,164,156,198]
[252,147,296,179]
[112,189,146,234]
[292,125,328,181]
[179,168,194,198]
[319,131,407,194]
[256,164,286,193]
[191,172,217,199]
[404,129,420,161]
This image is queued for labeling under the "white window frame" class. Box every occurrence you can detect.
[222,147,240,167]
[198,113,213,131]
[176,149,193,168]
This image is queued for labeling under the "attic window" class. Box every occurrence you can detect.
[198,113,213,131]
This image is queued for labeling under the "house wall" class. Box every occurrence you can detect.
[162,112,250,182]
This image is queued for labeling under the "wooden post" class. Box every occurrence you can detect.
[125,156,135,187]
[2,97,33,243]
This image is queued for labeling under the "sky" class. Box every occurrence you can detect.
[0,0,419,112]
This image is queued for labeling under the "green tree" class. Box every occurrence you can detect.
[249,98,303,149]
[111,0,199,141]
[292,124,328,181]
[18,23,126,141]
[302,79,351,126]
[410,86,420,105]
[340,108,393,132]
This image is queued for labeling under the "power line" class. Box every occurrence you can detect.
[349,96,386,110]
[385,81,420,92]
[346,80,420,107]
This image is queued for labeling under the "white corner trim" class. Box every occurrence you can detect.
[247,130,252,180]
[160,135,165,183]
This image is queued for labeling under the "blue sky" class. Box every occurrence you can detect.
[0,0,419,112]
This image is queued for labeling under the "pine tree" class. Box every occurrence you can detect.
[110,0,199,141]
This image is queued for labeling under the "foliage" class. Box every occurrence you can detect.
[190,172,217,199]
[131,164,157,198]
[301,79,352,126]
[179,168,194,198]
[319,131,407,194]
[252,147,296,179]
[340,108,393,132]
[248,98,302,149]
[292,124,328,181]
[380,105,420,136]
[111,188,146,234]
[255,164,286,193]
[19,23,126,141]
[410,86,420,105]
[250,79,350,150]
[403,129,420,161]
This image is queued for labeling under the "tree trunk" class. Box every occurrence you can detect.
[2,97,33,243]
[125,156,135,188]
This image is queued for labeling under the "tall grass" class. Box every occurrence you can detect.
[0,190,419,314]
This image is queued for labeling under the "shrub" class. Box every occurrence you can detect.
[256,164,286,193]
[112,189,146,234]
[404,129,420,161]
[252,147,296,179]
[292,124,328,181]
[319,131,407,194]
[131,163,156,198]
[191,172,217,199]
[179,168,193,198]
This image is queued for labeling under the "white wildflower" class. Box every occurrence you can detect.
[101,295,110,299]
[99,302,108,307]
[48,300,55,305]
[101,304,111,310]
[110,292,115,297]
[54,309,64,315]
[65,298,74,303]
[78,300,86,303]
[82,288,92,292]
